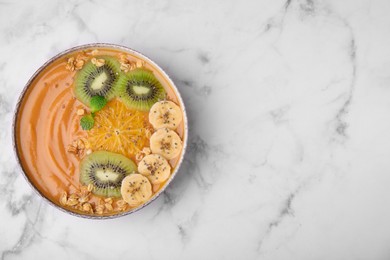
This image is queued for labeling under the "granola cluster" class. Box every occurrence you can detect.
[59,185,128,215]
[86,49,99,56]
[65,49,99,71]
[59,184,94,213]
[95,198,128,214]
[135,147,152,161]
[67,138,91,157]
[65,54,87,71]
[119,53,145,72]
[91,57,105,67]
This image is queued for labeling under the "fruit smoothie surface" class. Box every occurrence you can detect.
[15,46,185,216]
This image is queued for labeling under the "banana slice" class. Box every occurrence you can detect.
[121,174,152,207]
[138,154,171,184]
[149,101,183,130]
[150,128,183,160]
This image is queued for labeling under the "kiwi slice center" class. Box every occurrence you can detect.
[95,169,121,182]
[126,81,155,101]
[91,72,109,90]
[133,85,151,95]
[86,66,116,95]
[89,163,128,189]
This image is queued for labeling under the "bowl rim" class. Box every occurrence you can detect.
[12,43,188,219]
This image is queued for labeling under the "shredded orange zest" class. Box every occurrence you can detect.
[87,99,151,158]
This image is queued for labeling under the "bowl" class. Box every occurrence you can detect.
[12,43,188,219]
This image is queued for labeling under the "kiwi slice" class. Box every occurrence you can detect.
[117,69,166,111]
[79,151,136,197]
[74,56,121,106]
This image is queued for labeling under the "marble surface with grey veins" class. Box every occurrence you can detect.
[1,0,390,259]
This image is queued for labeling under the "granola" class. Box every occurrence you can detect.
[77,109,85,116]
[118,53,137,72]
[65,54,86,71]
[135,146,152,161]
[91,58,105,67]
[67,138,90,157]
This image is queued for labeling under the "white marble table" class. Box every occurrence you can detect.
[1,0,390,259]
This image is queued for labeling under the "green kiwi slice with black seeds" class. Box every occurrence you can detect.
[79,151,136,197]
[74,56,121,106]
[117,69,166,111]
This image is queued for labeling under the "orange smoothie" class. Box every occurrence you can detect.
[15,47,185,216]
